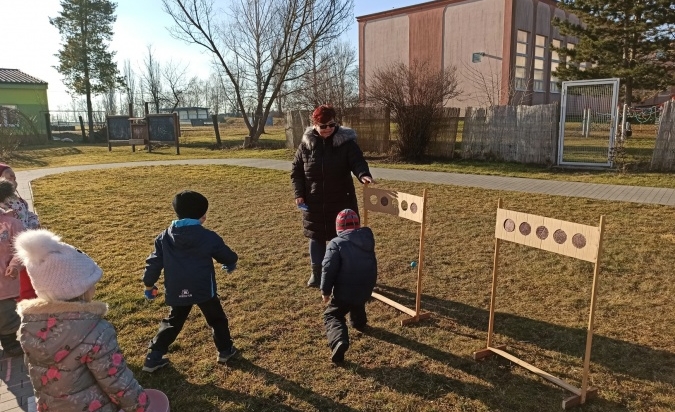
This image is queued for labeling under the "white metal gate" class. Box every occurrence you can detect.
[558,78,620,167]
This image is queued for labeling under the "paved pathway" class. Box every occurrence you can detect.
[3,158,674,410]
[12,159,675,212]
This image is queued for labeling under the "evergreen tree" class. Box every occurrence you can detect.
[553,0,675,105]
[50,0,123,141]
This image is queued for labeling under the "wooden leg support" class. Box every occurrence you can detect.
[400,312,432,326]
[472,346,507,360]
[562,387,597,410]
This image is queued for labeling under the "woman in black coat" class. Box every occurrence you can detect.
[291,105,374,287]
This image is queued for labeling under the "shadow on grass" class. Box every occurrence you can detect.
[229,357,361,412]
[142,369,301,411]
[359,325,625,411]
[375,284,675,387]
[8,148,84,168]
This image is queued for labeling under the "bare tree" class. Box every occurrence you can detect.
[162,0,353,147]
[101,88,117,115]
[367,60,461,161]
[163,60,189,112]
[459,59,533,108]
[207,72,227,115]
[285,40,358,114]
[142,45,164,114]
[122,59,137,115]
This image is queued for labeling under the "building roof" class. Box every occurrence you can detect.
[0,68,47,85]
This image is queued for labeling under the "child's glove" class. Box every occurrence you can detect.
[221,262,237,273]
[144,285,159,300]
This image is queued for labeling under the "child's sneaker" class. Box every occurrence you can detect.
[331,341,348,363]
[142,351,170,372]
[217,345,238,364]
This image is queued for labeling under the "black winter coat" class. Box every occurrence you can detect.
[143,223,238,306]
[321,227,378,306]
[291,126,372,241]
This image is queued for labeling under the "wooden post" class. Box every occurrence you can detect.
[78,116,87,143]
[144,103,151,153]
[413,189,428,317]
[486,198,502,348]
[129,103,136,152]
[174,113,180,155]
[580,215,605,403]
[44,112,52,142]
[362,182,369,227]
[212,114,222,146]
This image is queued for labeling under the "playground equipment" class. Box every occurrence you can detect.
[473,199,605,409]
[362,184,430,326]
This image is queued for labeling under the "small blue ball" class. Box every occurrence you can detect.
[410,261,417,268]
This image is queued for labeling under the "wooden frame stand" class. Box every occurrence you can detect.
[363,184,430,326]
[473,199,605,409]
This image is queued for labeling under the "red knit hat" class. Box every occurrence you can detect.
[336,209,360,234]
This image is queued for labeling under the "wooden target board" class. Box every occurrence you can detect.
[474,199,606,409]
[363,184,430,326]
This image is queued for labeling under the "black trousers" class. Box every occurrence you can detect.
[323,299,367,350]
[149,296,233,354]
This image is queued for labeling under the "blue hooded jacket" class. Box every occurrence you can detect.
[143,221,238,306]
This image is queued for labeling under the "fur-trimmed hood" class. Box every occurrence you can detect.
[18,298,108,317]
[301,126,357,150]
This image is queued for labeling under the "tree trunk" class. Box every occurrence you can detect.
[84,71,92,143]
[625,79,632,107]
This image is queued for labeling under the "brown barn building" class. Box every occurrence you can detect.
[357,0,581,112]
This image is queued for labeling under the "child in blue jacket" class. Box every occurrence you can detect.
[142,190,239,372]
[321,209,378,363]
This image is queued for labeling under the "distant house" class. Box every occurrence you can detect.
[161,106,210,125]
[0,68,49,141]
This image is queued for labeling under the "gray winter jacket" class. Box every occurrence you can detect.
[18,299,149,412]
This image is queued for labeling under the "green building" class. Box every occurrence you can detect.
[0,68,49,143]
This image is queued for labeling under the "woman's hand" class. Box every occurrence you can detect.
[295,197,305,205]
[361,176,375,184]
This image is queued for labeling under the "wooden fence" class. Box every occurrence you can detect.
[462,103,559,164]
[650,101,675,171]
[285,107,461,158]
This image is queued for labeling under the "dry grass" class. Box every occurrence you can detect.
[30,165,675,411]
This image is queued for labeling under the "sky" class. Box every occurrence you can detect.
[0,0,421,111]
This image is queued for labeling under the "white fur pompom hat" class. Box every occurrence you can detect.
[14,229,103,301]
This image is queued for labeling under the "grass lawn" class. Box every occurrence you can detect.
[30,165,675,411]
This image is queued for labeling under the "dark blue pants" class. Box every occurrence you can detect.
[323,299,367,350]
[149,296,233,354]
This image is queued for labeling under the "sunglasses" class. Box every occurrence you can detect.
[317,122,337,130]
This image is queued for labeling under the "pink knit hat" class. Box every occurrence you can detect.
[336,209,360,234]
[0,163,11,177]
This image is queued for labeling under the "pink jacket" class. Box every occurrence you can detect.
[0,214,24,300]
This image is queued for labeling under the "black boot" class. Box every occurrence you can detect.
[307,264,322,288]
[0,333,23,357]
